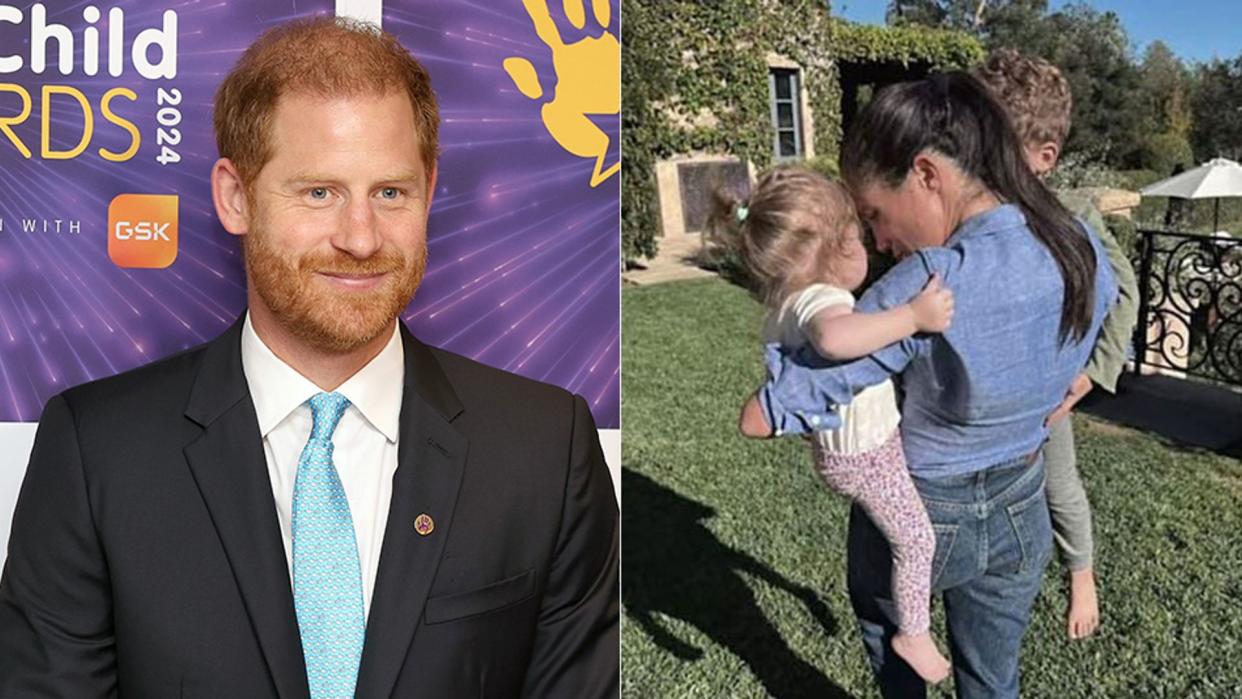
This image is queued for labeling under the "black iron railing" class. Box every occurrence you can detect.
[1131,229,1242,386]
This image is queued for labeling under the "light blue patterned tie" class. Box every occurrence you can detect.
[292,392,366,699]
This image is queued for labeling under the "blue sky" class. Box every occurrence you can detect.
[834,0,1242,63]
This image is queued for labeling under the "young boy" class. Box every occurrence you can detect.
[975,49,1141,640]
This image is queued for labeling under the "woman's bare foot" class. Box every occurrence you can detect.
[892,632,951,684]
[1067,567,1100,639]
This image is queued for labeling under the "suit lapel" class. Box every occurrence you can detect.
[182,317,310,699]
[354,326,468,699]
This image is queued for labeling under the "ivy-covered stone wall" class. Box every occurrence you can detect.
[622,0,984,262]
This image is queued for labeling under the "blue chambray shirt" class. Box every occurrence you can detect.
[759,204,1118,478]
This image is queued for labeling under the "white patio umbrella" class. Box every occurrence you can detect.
[1140,157,1242,232]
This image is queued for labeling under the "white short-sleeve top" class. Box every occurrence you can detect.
[762,284,901,454]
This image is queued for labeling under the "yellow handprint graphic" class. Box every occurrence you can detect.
[503,0,620,188]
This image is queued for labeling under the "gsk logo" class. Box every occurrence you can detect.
[107,194,178,269]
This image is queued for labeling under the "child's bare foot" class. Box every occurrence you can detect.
[892,632,951,684]
[1067,567,1100,640]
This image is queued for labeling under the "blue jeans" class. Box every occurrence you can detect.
[847,452,1053,699]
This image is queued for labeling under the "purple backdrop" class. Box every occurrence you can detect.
[0,0,620,427]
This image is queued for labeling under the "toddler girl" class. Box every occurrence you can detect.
[714,165,955,684]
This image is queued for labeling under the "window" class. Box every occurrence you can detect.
[769,68,803,160]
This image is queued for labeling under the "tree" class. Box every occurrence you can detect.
[886,0,1147,169]
[886,0,1048,38]
[887,0,1040,33]
[972,0,1053,51]
[1038,4,1146,166]
[1140,41,1192,138]
[1191,58,1242,162]
[1136,41,1195,175]
[886,0,950,27]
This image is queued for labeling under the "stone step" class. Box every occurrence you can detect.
[623,265,716,286]
[623,235,718,286]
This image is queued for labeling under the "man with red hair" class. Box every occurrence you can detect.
[0,18,618,698]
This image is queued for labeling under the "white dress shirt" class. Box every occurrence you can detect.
[240,313,404,618]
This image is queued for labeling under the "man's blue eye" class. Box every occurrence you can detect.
[309,187,329,200]
[380,187,400,200]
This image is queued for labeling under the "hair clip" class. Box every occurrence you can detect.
[736,205,749,223]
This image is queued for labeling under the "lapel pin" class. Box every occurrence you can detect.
[414,513,435,536]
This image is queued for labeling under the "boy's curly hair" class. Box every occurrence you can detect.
[974,48,1072,148]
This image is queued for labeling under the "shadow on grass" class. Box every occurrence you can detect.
[1079,372,1242,459]
[622,468,857,699]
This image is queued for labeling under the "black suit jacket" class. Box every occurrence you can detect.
[0,317,618,698]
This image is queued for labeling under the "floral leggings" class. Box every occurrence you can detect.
[813,429,933,635]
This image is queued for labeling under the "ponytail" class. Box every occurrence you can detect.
[841,72,1096,344]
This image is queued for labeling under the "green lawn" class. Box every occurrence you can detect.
[621,277,1242,698]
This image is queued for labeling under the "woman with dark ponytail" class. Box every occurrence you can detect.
[742,72,1118,698]
[841,73,1098,344]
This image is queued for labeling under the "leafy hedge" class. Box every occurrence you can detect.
[827,19,985,67]
[622,1,984,263]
